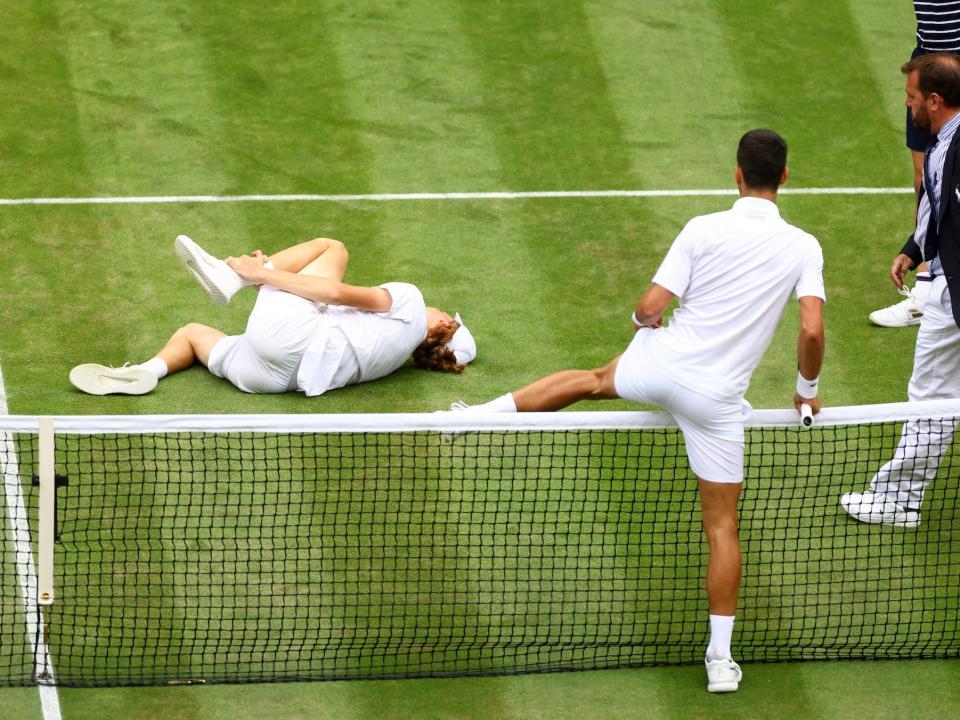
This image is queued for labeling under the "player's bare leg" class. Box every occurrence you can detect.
[155,323,227,373]
[699,479,742,615]
[699,478,743,692]
[69,322,226,396]
[267,238,349,279]
[466,356,622,412]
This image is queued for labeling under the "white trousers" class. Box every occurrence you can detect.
[870,276,960,508]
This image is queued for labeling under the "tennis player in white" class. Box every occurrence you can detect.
[453,130,826,693]
[70,236,476,396]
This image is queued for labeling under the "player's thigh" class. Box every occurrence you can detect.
[265,238,349,279]
[593,355,623,399]
[612,329,660,403]
[672,394,745,484]
[207,336,286,393]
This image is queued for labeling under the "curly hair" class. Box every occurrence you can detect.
[413,321,466,374]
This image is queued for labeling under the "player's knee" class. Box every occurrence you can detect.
[587,363,619,399]
[705,515,739,538]
[317,237,347,259]
[173,322,208,340]
[702,504,739,544]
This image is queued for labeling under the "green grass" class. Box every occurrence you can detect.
[2,0,958,718]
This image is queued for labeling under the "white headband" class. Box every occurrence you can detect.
[447,313,476,365]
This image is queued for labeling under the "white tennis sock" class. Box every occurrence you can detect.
[707,614,735,660]
[471,393,517,413]
[137,358,168,380]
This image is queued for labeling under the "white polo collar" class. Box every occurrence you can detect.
[732,196,781,219]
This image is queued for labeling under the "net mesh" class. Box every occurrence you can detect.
[1,407,958,686]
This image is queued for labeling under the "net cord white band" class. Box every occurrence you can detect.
[0,397,958,434]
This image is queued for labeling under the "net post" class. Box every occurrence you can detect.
[37,416,55,606]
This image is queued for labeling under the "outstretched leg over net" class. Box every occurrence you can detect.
[455,348,746,692]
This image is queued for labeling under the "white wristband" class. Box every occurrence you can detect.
[796,372,819,399]
[631,311,643,329]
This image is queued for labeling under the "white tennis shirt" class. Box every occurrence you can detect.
[297,282,428,396]
[649,196,825,402]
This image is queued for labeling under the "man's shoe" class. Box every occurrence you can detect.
[69,364,157,396]
[175,235,243,305]
[868,286,924,327]
[705,656,742,693]
[840,491,920,528]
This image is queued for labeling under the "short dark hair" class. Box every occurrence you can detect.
[902,52,960,108]
[737,129,787,191]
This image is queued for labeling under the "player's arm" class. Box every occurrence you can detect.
[632,284,675,329]
[227,255,392,311]
[794,295,825,414]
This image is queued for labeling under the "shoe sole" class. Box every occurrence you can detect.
[175,235,230,305]
[868,316,922,328]
[705,659,742,693]
[69,364,157,396]
[707,681,739,693]
[843,510,920,528]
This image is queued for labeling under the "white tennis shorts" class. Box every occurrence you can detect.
[207,287,322,393]
[613,329,746,484]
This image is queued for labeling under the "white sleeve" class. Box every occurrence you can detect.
[377,282,425,323]
[652,221,697,297]
[794,238,826,301]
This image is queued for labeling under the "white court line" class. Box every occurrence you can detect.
[0,362,61,720]
[0,186,913,206]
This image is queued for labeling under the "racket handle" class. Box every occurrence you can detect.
[800,403,814,428]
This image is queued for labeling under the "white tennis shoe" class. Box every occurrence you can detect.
[705,656,742,693]
[840,491,920,528]
[175,235,243,305]
[868,286,924,328]
[69,363,157,396]
[449,400,472,411]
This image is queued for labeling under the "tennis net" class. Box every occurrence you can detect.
[1,400,958,686]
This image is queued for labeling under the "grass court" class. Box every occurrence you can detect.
[1,1,959,718]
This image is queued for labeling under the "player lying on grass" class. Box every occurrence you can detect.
[70,236,476,396]
[450,129,826,693]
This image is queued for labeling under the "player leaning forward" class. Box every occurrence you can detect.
[456,129,826,693]
[70,236,476,396]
